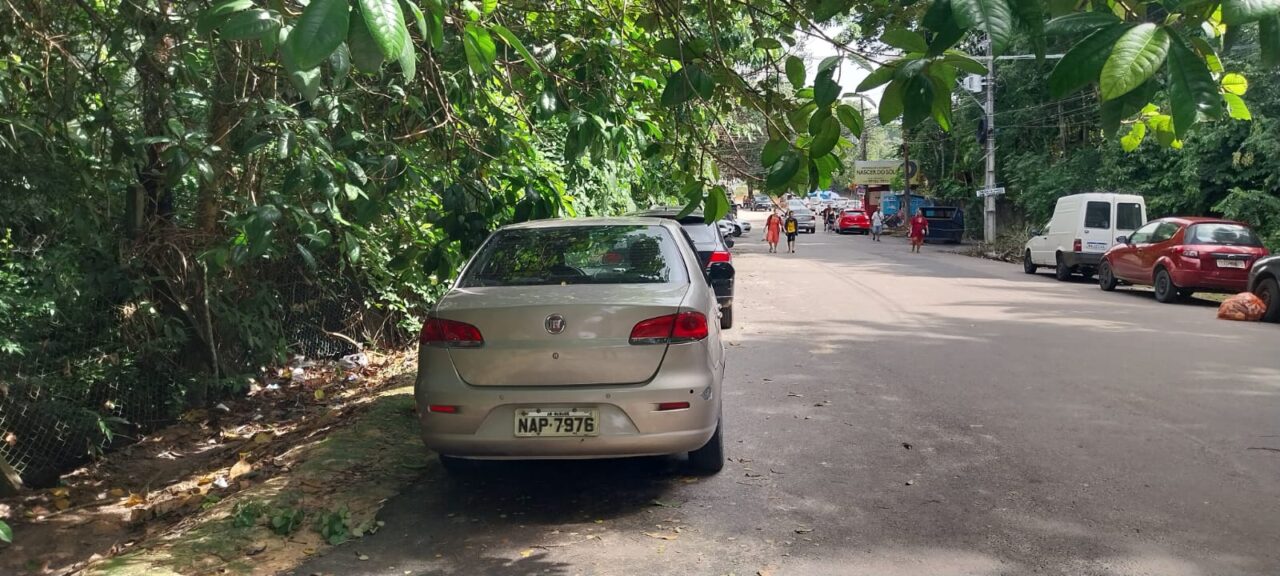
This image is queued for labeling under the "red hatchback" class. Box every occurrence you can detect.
[837,209,872,234]
[1099,217,1270,303]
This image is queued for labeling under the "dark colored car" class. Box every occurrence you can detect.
[1099,217,1270,303]
[631,209,736,328]
[922,206,965,244]
[837,209,871,234]
[748,195,773,211]
[1248,254,1280,322]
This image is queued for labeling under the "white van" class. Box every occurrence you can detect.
[1023,193,1146,280]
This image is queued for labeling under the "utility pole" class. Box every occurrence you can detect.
[983,41,997,244]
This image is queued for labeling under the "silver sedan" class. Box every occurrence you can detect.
[415,218,727,473]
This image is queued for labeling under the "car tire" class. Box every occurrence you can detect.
[733,226,743,237]
[1256,277,1280,323]
[1153,268,1180,303]
[1098,260,1118,291]
[720,306,733,329]
[1023,250,1038,274]
[1054,255,1072,281]
[688,418,724,474]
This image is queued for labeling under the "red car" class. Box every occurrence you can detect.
[1098,217,1270,302]
[837,209,872,234]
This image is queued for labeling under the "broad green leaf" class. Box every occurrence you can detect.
[199,0,254,34]
[675,182,704,218]
[941,52,988,74]
[951,0,1015,54]
[425,0,445,50]
[1147,114,1178,146]
[482,0,498,16]
[463,24,497,74]
[1045,12,1120,35]
[404,0,428,38]
[814,70,840,107]
[1119,122,1146,151]
[492,24,544,77]
[753,37,783,50]
[655,38,682,59]
[926,74,953,131]
[1221,0,1280,24]
[348,11,386,72]
[818,56,841,73]
[787,102,817,133]
[785,56,806,90]
[356,0,410,60]
[1100,24,1170,100]
[1261,15,1280,66]
[1049,23,1130,97]
[0,520,11,544]
[398,37,416,82]
[761,139,788,166]
[901,75,934,128]
[879,78,906,123]
[286,0,350,70]
[1166,34,1222,137]
[882,28,928,52]
[809,116,841,157]
[705,185,730,223]
[287,62,322,102]
[1223,92,1251,119]
[221,9,281,41]
[1222,72,1248,94]
[856,64,897,91]
[689,65,715,99]
[766,153,802,190]
[1099,80,1157,135]
[836,103,864,137]
[330,43,352,87]
[808,107,832,136]
[1189,36,1224,73]
[537,88,558,115]
[923,0,967,56]
[661,67,713,107]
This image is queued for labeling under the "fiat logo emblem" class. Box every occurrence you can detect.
[545,314,566,335]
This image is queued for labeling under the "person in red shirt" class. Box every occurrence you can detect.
[908,208,929,253]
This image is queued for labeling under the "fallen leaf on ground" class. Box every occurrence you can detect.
[744,472,763,478]
[228,458,252,480]
[252,432,273,444]
[643,532,678,541]
[50,487,69,498]
[108,488,126,498]
[196,475,213,486]
[54,498,71,510]
[794,527,813,534]
[520,549,534,558]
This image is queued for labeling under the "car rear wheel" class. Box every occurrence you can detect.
[1098,260,1118,291]
[688,418,724,474]
[1255,277,1280,322]
[1023,250,1038,274]
[1054,255,1072,281]
[720,306,733,329]
[1153,268,1179,303]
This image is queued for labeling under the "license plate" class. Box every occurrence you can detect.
[514,407,599,437]
[1218,259,1246,269]
[1086,241,1108,251]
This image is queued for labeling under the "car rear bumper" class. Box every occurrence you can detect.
[1170,269,1250,292]
[415,343,721,459]
[1062,252,1103,268]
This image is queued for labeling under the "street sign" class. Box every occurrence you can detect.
[976,187,1005,198]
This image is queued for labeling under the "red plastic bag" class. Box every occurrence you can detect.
[1217,292,1267,322]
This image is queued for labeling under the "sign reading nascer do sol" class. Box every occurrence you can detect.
[853,160,922,186]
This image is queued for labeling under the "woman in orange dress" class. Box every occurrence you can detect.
[764,210,782,253]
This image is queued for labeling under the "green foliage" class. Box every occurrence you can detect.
[232,500,268,528]
[315,507,352,545]
[270,506,305,536]
[0,519,10,544]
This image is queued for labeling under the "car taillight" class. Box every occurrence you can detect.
[656,402,690,411]
[709,251,732,263]
[420,318,484,347]
[1073,239,1082,252]
[427,405,459,414]
[629,312,709,345]
[1175,246,1200,258]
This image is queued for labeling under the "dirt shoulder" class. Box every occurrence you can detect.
[0,351,432,576]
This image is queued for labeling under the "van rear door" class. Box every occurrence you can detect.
[1080,200,1113,254]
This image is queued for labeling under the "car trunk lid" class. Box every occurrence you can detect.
[437,283,690,386]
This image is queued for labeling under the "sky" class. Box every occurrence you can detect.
[801,25,888,107]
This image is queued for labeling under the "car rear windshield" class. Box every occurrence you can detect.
[460,225,688,287]
[681,222,720,244]
[921,207,956,218]
[1186,223,1263,247]
[842,210,864,216]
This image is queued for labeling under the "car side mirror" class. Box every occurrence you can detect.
[723,235,735,248]
[707,261,734,283]
[1116,235,1129,245]
[1028,228,1042,237]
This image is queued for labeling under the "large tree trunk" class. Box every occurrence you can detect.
[196,43,241,233]
[130,0,174,236]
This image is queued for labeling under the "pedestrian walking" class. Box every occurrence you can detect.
[871,208,884,242]
[825,207,837,233]
[784,211,799,253]
[764,210,782,253]
[908,208,929,253]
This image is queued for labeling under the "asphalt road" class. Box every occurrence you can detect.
[295,211,1280,576]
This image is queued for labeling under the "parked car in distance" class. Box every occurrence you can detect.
[416,218,725,473]
[1025,193,1147,280]
[747,195,773,211]
[722,216,752,237]
[837,209,872,234]
[632,208,736,328]
[1099,218,1270,303]
[791,208,817,233]
[1248,254,1280,322]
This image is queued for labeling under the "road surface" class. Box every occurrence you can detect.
[295,211,1280,576]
